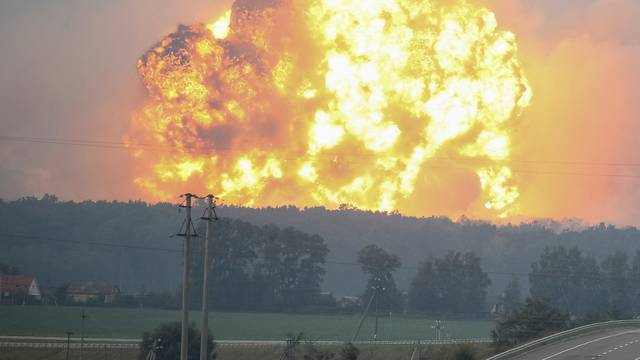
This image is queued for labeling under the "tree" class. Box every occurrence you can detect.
[601,252,631,317]
[357,245,403,311]
[190,218,260,311]
[189,220,330,312]
[491,298,569,352]
[408,251,490,315]
[503,279,522,315]
[529,246,602,317]
[257,225,329,311]
[140,322,216,360]
[630,251,640,316]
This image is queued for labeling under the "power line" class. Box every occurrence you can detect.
[2,135,640,173]
[6,232,640,283]
[326,260,640,281]
[0,233,181,253]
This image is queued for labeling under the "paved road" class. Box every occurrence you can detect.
[512,329,640,360]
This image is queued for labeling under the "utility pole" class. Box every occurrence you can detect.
[351,291,376,342]
[200,194,218,360]
[80,310,87,360]
[432,320,445,341]
[371,284,384,360]
[177,193,197,360]
[352,280,385,343]
[117,249,123,292]
[65,331,73,360]
[372,282,384,342]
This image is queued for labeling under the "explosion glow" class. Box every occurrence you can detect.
[127,0,532,217]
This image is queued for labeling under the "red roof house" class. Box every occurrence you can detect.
[0,275,41,300]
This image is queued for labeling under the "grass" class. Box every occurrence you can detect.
[0,344,493,360]
[220,343,492,360]
[0,348,139,360]
[0,305,494,341]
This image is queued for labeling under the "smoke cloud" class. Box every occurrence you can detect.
[485,0,640,224]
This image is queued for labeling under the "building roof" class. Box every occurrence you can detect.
[67,281,118,295]
[1,275,33,288]
[0,275,39,296]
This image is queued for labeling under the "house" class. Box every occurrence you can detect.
[67,281,120,304]
[0,275,41,304]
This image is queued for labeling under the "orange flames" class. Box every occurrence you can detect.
[126,0,532,217]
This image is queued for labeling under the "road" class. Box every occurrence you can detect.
[512,329,640,360]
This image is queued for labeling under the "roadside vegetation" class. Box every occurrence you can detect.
[140,322,215,360]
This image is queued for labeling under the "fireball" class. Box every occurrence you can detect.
[126,0,531,217]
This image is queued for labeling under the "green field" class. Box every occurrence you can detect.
[0,305,494,341]
[0,344,493,360]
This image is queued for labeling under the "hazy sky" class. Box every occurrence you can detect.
[1,0,639,225]
[0,0,231,200]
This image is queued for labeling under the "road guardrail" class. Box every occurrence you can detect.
[0,336,491,349]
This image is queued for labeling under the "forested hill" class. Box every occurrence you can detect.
[221,206,640,295]
[2,196,640,297]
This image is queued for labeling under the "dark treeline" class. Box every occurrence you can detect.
[219,205,640,296]
[189,220,329,312]
[0,195,183,292]
[491,246,640,351]
[529,246,640,318]
[409,251,491,315]
[3,196,640,317]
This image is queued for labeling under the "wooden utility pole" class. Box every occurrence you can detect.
[200,194,217,360]
[178,193,196,360]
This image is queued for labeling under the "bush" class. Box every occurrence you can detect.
[140,322,216,360]
[453,345,477,360]
[340,343,359,360]
[492,298,569,353]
